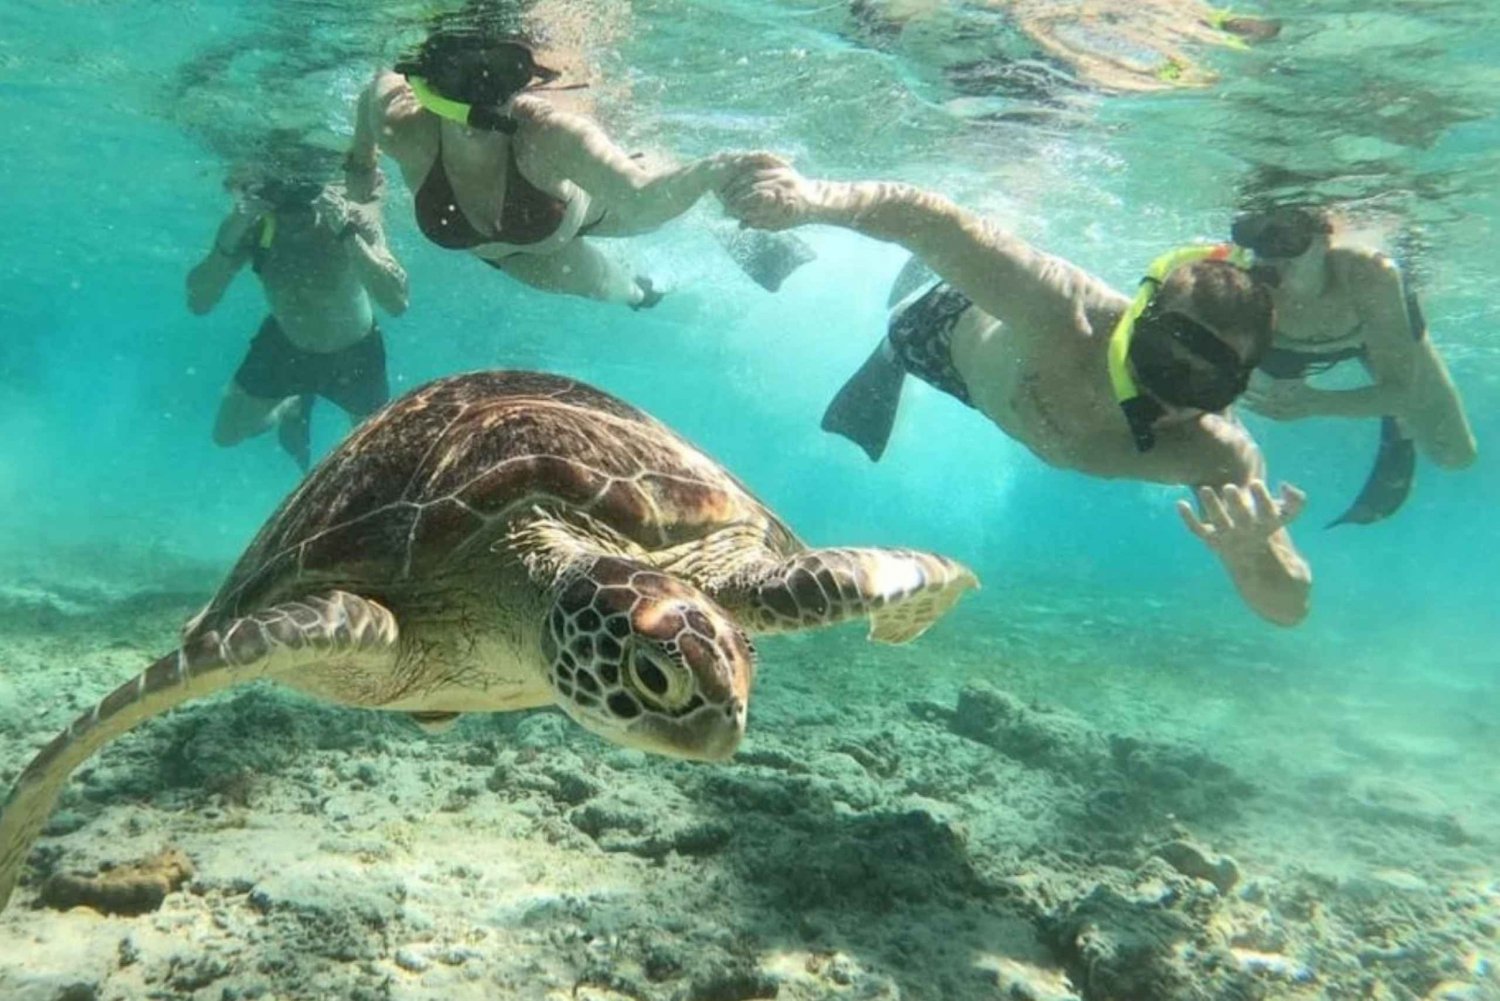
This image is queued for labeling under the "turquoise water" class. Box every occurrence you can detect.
[2,2,1498,999]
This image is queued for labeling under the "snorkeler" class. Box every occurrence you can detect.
[1230,205,1477,525]
[345,20,793,308]
[723,164,1311,626]
[186,167,409,473]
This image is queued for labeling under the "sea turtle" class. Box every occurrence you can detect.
[0,370,977,910]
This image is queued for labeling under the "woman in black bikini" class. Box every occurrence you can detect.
[346,16,784,309]
[1233,206,1476,523]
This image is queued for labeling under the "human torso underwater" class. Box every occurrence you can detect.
[948,297,1241,484]
[256,212,374,352]
[1266,250,1370,352]
[400,114,594,261]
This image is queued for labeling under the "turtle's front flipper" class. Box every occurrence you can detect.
[728,548,978,644]
[0,591,398,912]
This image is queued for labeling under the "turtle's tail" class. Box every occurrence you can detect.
[821,339,907,462]
[0,591,397,912]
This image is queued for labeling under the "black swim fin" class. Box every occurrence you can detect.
[716,225,817,292]
[821,341,907,461]
[887,255,937,308]
[277,395,314,474]
[1327,416,1415,527]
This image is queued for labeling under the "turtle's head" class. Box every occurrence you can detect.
[542,559,754,761]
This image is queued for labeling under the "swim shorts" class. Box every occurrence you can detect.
[886,282,974,406]
[234,316,390,417]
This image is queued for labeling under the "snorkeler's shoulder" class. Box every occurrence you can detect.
[1330,245,1402,293]
[366,70,427,131]
[509,92,564,128]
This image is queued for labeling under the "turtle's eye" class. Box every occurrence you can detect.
[625,645,692,710]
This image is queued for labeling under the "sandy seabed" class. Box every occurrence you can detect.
[0,547,1496,1001]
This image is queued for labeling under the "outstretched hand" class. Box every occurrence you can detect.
[719,160,821,231]
[1178,481,1305,555]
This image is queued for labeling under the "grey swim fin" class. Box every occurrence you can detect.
[1328,416,1415,527]
[716,225,817,292]
[887,255,937,308]
[821,340,907,462]
[1328,284,1427,527]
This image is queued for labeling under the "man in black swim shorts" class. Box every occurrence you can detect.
[726,164,1313,627]
[186,159,409,472]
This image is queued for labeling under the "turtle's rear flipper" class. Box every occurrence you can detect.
[822,341,907,461]
[737,548,978,644]
[0,591,398,912]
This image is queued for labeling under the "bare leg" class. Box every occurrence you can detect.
[212,382,289,446]
[1403,341,1477,469]
[213,383,310,471]
[489,239,647,307]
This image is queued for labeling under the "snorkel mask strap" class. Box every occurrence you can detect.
[1107,242,1252,451]
[406,74,519,134]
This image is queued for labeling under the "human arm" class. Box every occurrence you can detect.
[1244,254,1432,421]
[1242,378,1404,420]
[720,164,1100,331]
[324,192,408,316]
[494,238,656,307]
[1176,434,1311,627]
[509,95,776,235]
[345,71,418,201]
[185,207,260,315]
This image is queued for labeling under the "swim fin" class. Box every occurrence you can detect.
[821,340,907,462]
[887,255,937,308]
[1327,416,1415,527]
[715,224,816,292]
[1328,281,1427,527]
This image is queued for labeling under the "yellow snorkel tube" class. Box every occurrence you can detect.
[407,75,475,126]
[1108,242,1252,451]
[406,74,522,133]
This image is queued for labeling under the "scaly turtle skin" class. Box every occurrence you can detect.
[0,370,976,910]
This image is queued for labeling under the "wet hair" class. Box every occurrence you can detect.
[1158,259,1276,366]
[1125,259,1275,412]
[226,130,335,208]
[1231,205,1335,259]
[396,2,556,107]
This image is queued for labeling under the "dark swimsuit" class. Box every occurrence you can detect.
[1257,288,1427,380]
[414,133,587,254]
[234,317,389,418]
[235,218,391,418]
[885,282,976,406]
[1257,289,1428,527]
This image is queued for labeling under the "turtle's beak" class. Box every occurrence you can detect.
[622,699,746,761]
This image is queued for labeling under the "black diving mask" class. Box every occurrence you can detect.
[246,178,323,210]
[1128,299,1252,413]
[396,37,560,109]
[1231,208,1321,259]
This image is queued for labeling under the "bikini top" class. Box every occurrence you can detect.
[1257,341,1367,380]
[414,132,568,250]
